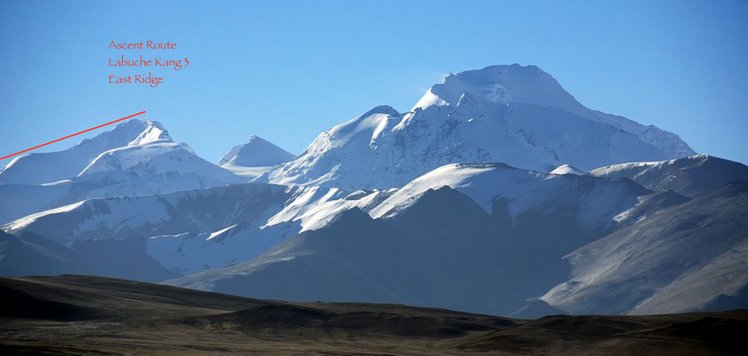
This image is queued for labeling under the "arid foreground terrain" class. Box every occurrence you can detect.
[1,275,744,355]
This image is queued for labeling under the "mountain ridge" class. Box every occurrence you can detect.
[0,119,172,185]
[0,119,244,224]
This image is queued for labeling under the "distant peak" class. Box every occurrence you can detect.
[550,164,587,175]
[218,135,294,168]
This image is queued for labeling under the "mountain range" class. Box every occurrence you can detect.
[262,64,694,190]
[1,64,745,318]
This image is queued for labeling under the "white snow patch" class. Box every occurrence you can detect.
[208,224,238,240]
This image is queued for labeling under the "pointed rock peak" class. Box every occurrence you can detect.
[550,164,587,175]
[218,135,294,168]
[126,119,173,146]
[77,118,172,149]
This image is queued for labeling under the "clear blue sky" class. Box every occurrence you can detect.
[1,0,747,164]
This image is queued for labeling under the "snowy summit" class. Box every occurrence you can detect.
[264,64,695,190]
[218,135,295,168]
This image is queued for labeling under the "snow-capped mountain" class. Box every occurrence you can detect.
[219,135,295,168]
[264,64,694,190]
[549,164,586,175]
[3,181,391,275]
[589,154,748,197]
[0,119,243,224]
[0,119,171,185]
[369,163,647,229]
[3,160,647,288]
[167,162,652,315]
[5,154,746,315]
[218,135,295,178]
[169,159,747,316]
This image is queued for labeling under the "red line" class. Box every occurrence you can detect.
[0,111,147,161]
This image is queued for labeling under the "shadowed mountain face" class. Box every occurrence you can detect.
[0,275,745,355]
[167,175,748,317]
[0,230,178,282]
[543,181,748,314]
[167,183,638,316]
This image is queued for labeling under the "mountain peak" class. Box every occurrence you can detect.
[0,118,174,185]
[550,164,587,175]
[218,135,294,168]
[266,64,696,189]
[76,119,172,148]
[413,64,585,115]
[125,119,172,146]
